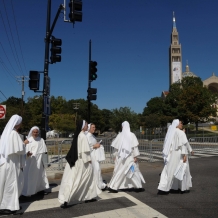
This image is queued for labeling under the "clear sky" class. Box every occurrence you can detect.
[0,0,218,114]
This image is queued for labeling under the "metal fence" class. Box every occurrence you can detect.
[44,135,218,171]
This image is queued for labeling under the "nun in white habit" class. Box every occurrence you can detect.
[22,126,49,196]
[0,115,29,212]
[86,123,106,191]
[108,121,145,192]
[158,119,192,193]
[58,120,99,208]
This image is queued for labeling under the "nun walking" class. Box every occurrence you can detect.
[0,115,29,214]
[158,119,193,194]
[22,126,49,197]
[86,123,107,191]
[58,120,99,207]
[108,121,145,192]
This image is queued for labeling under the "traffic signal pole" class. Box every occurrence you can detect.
[88,39,91,123]
[42,0,64,167]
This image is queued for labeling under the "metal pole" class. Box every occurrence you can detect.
[41,0,51,168]
[88,40,91,123]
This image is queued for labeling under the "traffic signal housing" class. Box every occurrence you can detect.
[87,88,97,101]
[69,0,82,23]
[89,61,97,81]
[50,36,62,64]
[29,71,40,91]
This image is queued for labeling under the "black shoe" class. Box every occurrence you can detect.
[101,186,108,191]
[0,210,13,215]
[180,190,190,194]
[108,188,118,193]
[135,188,145,193]
[60,202,68,208]
[44,192,50,195]
[157,190,169,195]
[85,198,97,203]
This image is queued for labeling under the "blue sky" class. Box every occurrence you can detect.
[0,0,218,114]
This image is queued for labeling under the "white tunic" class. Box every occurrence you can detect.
[22,136,49,196]
[86,132,106,190]
[158,128,192,192]
[0,130,25,211]
[108,132,145,190]
[58,131,100,204]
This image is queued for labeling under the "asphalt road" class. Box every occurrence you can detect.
[102,156,218,218]
[1,156,217,218]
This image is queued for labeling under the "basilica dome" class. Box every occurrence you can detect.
[182,64,197,78]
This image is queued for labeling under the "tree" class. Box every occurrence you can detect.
[143,97,164,116]
[178,77,217,130]
[163,81,182,118]
[111,107,138,133]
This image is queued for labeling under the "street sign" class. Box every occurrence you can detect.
[0,105,6,119]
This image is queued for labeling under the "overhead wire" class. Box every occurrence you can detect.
[10,0,28,75]
[1,0,23,75]
[0,42,17,77]
[0,57,20,88]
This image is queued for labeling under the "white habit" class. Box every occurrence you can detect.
[0,130,25,211]
[86,132,106,190]
[108,132,145,190]
[58,131,100,204]
[158,128,192,192]
[22,136,49,196]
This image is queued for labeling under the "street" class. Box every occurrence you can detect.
[1,156,218,218]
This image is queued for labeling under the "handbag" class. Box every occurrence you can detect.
[174,161,187,181]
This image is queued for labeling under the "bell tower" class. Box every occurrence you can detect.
[169,12,182,86]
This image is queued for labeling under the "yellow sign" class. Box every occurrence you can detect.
[211,125,217,130]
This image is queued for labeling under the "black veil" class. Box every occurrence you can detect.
[66,120,84,168]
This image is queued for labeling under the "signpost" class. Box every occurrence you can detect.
[0,105,6,119]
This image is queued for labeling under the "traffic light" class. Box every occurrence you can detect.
[50,36,62,64]
[87,88,97,101]
[69,0,82,23]
[89,61,97,81]
[29,71,40,91]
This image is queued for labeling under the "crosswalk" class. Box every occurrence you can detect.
[138,148,218,162]
[0,185,167,218]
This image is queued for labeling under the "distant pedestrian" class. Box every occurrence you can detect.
[0,115,30,214]
[58,120,99,207]
[22,126,49,197]
[108,121,145,193]
[158,119,193,194]
[86,123,107,191]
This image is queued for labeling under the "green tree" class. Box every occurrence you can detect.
[143,97,164,116]
[178,77,217,130]
[111,107,138,133]
[163,81,182,118]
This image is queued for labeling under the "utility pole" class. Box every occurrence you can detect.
[73,102,80,124]
[16,75,28,116]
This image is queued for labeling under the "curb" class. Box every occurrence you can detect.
[47,167,114,182]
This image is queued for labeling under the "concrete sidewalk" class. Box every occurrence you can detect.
[46,163,115,181]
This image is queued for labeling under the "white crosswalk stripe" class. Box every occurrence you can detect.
[138,148,218,162]
[0,185,167,218]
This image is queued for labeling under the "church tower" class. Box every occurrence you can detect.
[169,12,182,86]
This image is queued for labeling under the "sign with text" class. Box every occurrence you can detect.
[0,105,6,119]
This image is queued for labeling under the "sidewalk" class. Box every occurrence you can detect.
[46,163,114,181]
